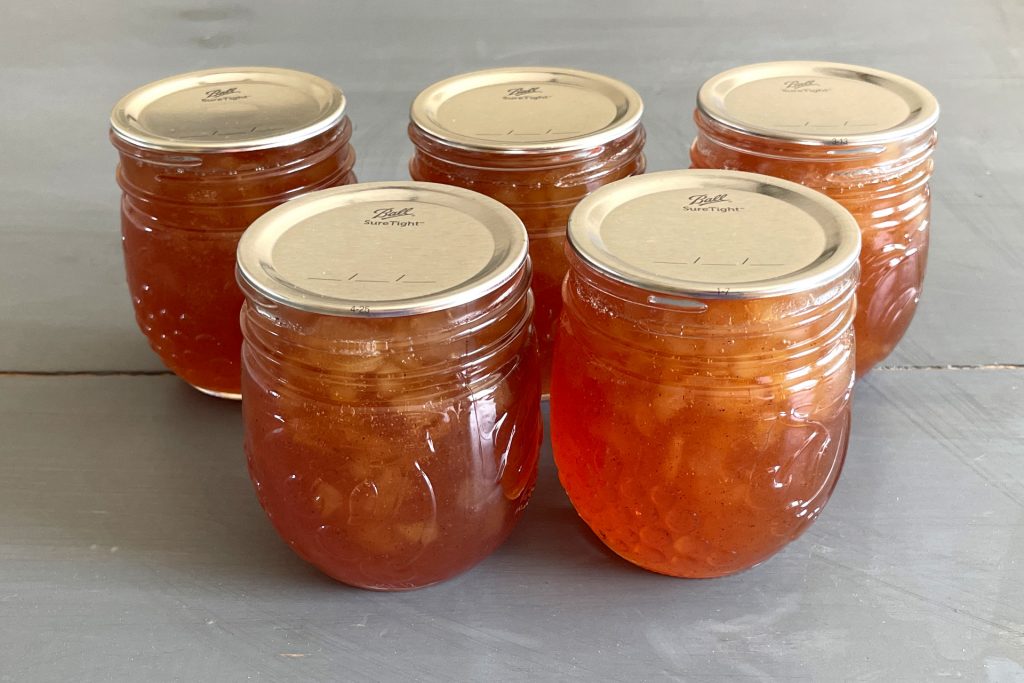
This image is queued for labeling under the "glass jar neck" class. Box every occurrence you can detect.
[692,110,936,185]
[112,117,356,205]
[409,124,646,235]
[240,262,534,405]
[562,249,858,382]
[409,123,646,176]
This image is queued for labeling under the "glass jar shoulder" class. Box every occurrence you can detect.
[112,118,357,203]
[408,124,647,205]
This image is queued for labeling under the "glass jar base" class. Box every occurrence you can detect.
[191,384,242,401]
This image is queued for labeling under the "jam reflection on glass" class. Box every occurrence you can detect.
[409,124,646,393]
[240,269,542,590]
[691,112,935,376]
[551,251,858,578]
[112,119,356,397]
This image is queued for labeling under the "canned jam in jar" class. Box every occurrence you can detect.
[408,67,646,393]
[689,61,938,376]
[551,170,862,578]
[236,182,542,590]
[110,67,357,398]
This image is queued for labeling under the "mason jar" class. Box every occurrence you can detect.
[110,67,357,398]
[551,170,862,578]
[689,61,938,376]
[236,182,542,590]
[408,67,646,393]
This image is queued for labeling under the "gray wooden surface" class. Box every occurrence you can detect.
[0,0,1021,681]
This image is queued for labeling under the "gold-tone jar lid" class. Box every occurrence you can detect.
[410,67,643,154]
[110,67,346,152]
[697,61,939,146]
[237,182,529,317]
[567,170,861,299]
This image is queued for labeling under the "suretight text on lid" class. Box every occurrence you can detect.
[567,169,861,299]
[697,61,939,146]
[110,66,347,152]
[410,67,643,154]
[236,182,529,317]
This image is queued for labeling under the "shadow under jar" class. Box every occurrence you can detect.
[408,67,646,393]
[236,182,542,590]
[550,170,862,578]
[110,67,357,398]
[689,61,938,377]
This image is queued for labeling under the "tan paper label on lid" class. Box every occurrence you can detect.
[271,201,496,304]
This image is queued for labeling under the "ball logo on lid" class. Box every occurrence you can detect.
[201,87,249,103]
[503,86,549,101]
[781,79,831,94]
[365,207,423,227]
[685,193,742,213]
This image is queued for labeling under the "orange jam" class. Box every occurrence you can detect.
[110,67,357,398]
[408,67,646,392]
[550,170,862,578]
[236,182,541,590]
[689,61,939,376]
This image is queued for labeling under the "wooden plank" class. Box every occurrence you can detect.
[0,370,1020,680]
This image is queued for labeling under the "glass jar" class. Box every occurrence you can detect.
[689,61,939,376]
[110,67,357,398]
[236,182,542,590]
[408,67,646,393]
[550,170,862,578]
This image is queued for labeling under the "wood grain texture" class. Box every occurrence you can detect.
[0,371,1020,681]
[0,0,1021,370]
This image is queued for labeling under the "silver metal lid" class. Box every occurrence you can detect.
[237,182,529,317]
[110,67,346,152]
[410,66,643,153]
[697,61,939,146]
[567,170,861,299]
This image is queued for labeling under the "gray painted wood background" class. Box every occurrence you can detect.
[0,0,1021,680]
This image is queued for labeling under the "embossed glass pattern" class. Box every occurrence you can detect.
[237,183,542,590]
[551,171,861,578]
[690,61,938,375]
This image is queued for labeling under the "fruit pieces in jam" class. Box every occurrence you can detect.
[113,122,356,396]
[691,114,935,376]
[240,282,542,590]
[409,124,646,392]
[551,256,857,578]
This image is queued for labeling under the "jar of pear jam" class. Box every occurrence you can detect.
[408,67,646,393]
[236,182,542,590]
[550,170,862,578]
[689,61,939,376]
[110,67,357,398]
